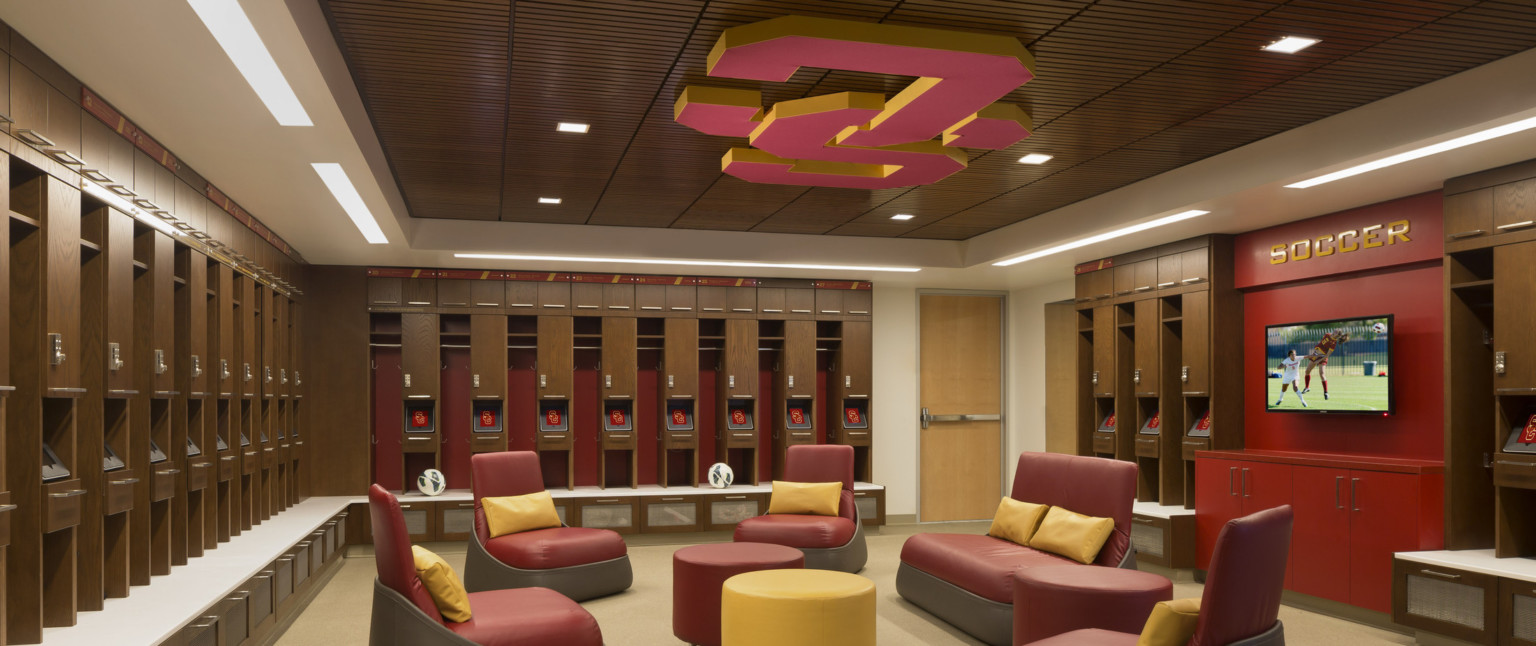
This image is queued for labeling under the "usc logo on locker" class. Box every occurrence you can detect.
[674,16,1034,189]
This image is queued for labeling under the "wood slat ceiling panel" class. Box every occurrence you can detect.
[323,0,1536,239]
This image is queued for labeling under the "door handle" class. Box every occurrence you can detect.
[1229,467,1236,496]
[1351,478,1361,511]
[1242,468,1250,498]
[1335,476,1344,509]
[921,408,999,429]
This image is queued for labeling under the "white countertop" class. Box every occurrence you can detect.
[1132,501,1196,519]
[1397,549,1536,583]
[40,496,353,646]
[379,481,886,504]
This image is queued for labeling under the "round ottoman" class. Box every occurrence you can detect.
[1012,565,1173,644]
[674,542,804,646]
[721,569,875,646]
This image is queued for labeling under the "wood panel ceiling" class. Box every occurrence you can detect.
[321,0,1536,239]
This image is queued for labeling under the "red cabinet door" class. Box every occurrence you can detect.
[1292,466,1351,603]
[1195,458,1242,569]
[1238,461,1294,588]
[1349,470,1420,614]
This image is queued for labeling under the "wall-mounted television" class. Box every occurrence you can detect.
[1265,314,1393,414]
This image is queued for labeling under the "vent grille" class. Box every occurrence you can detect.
[1406,575,1484,629]
[1515,593,1536,641]
[647,502,698,528]
[442,508,475,535]
[1131,522,1165,557]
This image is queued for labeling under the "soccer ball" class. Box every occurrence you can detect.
[1371,322,1387,335]
[707,462,735,489]
[416,469,447,496]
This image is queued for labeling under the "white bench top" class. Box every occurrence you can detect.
[377,481,886,504]
[1397,549,1536,584]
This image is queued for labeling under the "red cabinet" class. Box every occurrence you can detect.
[1197,452,1443,615]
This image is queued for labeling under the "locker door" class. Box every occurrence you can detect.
[602,317,637,398]
[537,317,573,398]
[663,318,699,398]
[1495,242,1536,390]
[1181,293,1209,394]
[401,313,441,398]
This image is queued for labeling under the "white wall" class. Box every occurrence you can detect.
[869,279,1075,519]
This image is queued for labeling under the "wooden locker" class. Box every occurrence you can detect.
[1133,299,1159,395]
[601,318,638,398]
[635,284,666,315]
[756,287,785,318]
[400,313,441,398]
[1092,306,1116,397]
[666,284,696,314]
[401,278,436,307]
[469,315,508,398]
[505,281,537,311]
[773,320,817,479]
[12,173,84,391]
[717,318,760,484]
[82,207,135,394]
[536,317,573,398]
[1180,248,1209,286]
[181,251,210,398]
[843,290,872,318]
[570,282,602,313]
[726,287,756,317]
[720,319,758,399]
[815,290,843,318]
[662,318,700,400]
[536,282,570,311]
[600,317,638,488]
[367,277,402,308]
[469,280,504,309]
[697,286,727,317]
[239,276,257,397]
[1495,242,1536,391]
[784,288,815,320]
[436,280,472,309]
[603,283,635,313]
[838,321,872,398]
[1182,293,1210,394]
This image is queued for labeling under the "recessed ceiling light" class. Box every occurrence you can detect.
[556,122,590,133]
[311,163,388,244]
[187,0,313,126]
[1017,153,1054,165]
[1286,114,1536,189]
[538,197,563,204]
[890,214,915,221]
[453,253,921,273]
[1263,36,1319,54]
[993,210,1210,267]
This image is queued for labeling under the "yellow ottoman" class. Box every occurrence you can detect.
[721,569,876,646]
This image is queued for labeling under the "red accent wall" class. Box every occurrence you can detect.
[1239,193,1444,460]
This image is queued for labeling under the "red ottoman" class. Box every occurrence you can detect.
[674,542,804,646]
[1013,565,1172,644]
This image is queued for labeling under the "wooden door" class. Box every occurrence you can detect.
[570,282,603,313]
[918,294,1003,522]
[1495,242,1536,391]
[1444,189,1494,242]
[505,281,537,311]
[1292,466,1351,603]
[470,280,504,310]
[1181,293,1210,394]
[1180,248,1209,285]
[436,280,471,309]
[662,318,698,398]
[1092,305,1115,397]
[697,286,727,316]
[182,250,209,397]
[784,288,815,319]
[844,290,872,318]
[782,320,815,399]
[1133,299,1159,395]
[239,276,257,396]
[1494,179,1535,232]
[601,318,637,398]
[1133,260,1157,293]
[665,285,696,315]
[756,287,786,318]
[469,315,507,398]
[839,321,872,398]
[401,279,436,307]
[721,319,758,397]
[815,290,844,318]
[635,284,666,314]
[727,287,757,317]
[400,314,440,398]
[215,264,235,396]
[603,284,635,313]
[536,317,573,398]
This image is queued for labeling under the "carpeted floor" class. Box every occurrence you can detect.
[279,522,1417,645]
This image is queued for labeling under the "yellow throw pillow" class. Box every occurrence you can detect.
[987,498,1049,546]
[412,545,472,623]
[1027,506,1116,564]
[482,491,562,538]
[767,481,842,516]
[1137,598,1202,646]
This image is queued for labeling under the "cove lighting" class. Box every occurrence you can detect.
[453,253,921,273]
[311,163,389,244]
[187,0,312,126]
[538,197,563,204]
[81,181,183,238]
[1286,115,1536,189]
[556,122,590,133]
[1263,36,1319,54]
[1017,153,1054,165]
[993,210,1210,267]
[890,214,915,221]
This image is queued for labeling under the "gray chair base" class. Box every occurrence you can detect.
[797,507,868,573]
[1232,621,1285,646]
[896,562,1013,646]
[369,579,476,646]
[462,529,633,601]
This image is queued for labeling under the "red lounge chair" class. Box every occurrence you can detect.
[734,444,867,573]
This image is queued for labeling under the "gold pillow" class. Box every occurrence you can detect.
[987,498,1049,546]
[1027,506,1116,564]
[767,481,842,516]
[412,545,472,623]
[1137,598,1202,646]
[482,491,562,538]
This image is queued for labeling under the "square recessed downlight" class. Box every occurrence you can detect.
[1263,36,1319,53]
[556,122,590,133]
[1017,153,1054,165]
[890,214,915,221]
[187,0,313,126]
[538,197,563,204]
[311,163,388,244]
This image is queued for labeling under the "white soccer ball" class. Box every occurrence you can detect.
[707,462,735,489]
[1372,322,1387,335]
[416,469,447,496]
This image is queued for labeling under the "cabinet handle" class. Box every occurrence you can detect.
[1094,293,1112,299]
[1497,220,1535,231]
[850,310,869,315]
[762,308,783,313]
[1180,278,1203,284]
[702,307,724,312]
[51,489,88,498]
[819,309,840,314]
[660,497,684,502]
[1448,229,1487,239]
[1134,286,1152,292]
[543,304,567,309]
[733,308,754,312]
[475,302,500,307]
[113,478,142,485]
[594,499,621,504]
[606,305,632,310]
[1351,478,1361,511]
[1132,517,1157,526]
[1420,569,1462,580]
[1242,468,1250,498]
[1335,476,1344,509]
[1229,467,1237,496]
[641,306,664,310]
[791,309,812,314]
[1157,282,1176,288]
[576,305,600,309]
[511,303,534,308]
[724,495,747,500]
[443,301,467,307]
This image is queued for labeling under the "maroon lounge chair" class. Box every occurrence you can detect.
[366,484,603,646]
[733,444,867,573]
[463,451,633,601]
[1029,504,1293,646]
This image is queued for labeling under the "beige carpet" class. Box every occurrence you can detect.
[279,523,1416,645]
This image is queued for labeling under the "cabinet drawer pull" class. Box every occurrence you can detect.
[113,477,143,485]
[406,301,431,305]
[543,304,567,308]
[443,301,468,306]
[819,309,840,313]
[510,303,534,308]
[849,310,869,315]
[1134,286,1152,292]
[1157,282,1176,288]
[1180,278,1203,283]
[1132,517,1157,525]
[1419,569,1462,580]
[702,307,724,312]
[762,308,783,313]
[1094,293,1112,299]
[1115,290,1132,295]
[1498,220,1536,231]
[791,309,812,313]
[475,302,500,307]
[607,305,631,310]
[660,497,684,502]
[593,499,621,504]
[51,489,88,498]
[576,305,600,309]
[1448,229,1487,239]
[670,306,693,311]
[733,308,754,312]
[641,306,664,310]
[1501,460,1536,467]
[723,495,747,500]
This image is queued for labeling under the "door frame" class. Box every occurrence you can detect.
[915,289,1009,523]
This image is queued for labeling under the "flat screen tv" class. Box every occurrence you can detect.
[1266,315,1393,414]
